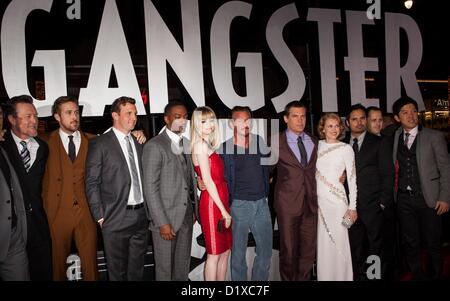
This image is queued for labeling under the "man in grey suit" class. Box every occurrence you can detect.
[0,146,29,280]
[392,96,450,280]
[142,100,198,281]
[86,97,149,281]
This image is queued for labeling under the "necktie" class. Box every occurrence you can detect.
[20,141,31,172]
[125,136,142,201]
[68,135,76,162]
[179,139,189,164]
[297,135,308,167]
[352,138,359,154]
[404,132,410,149]
[179,138,193,205]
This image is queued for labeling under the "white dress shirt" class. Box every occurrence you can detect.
[112,127,144,205]
[404,125,418,149]
[350,131,367,151]
[59,129,81,157]
[11,131,39,168]
[166,128,182,146]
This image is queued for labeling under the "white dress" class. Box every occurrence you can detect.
[316,141,357,281]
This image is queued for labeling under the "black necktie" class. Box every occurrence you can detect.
[404,132,410,149]
[68,135,76,162]
[352,138,359,154]
[297,136,308,167]
[179,139,189,164]
[0,150,17,228]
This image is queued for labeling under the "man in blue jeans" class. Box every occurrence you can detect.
[221,106,273,281]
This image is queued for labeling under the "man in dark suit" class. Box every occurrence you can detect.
[344,104,395,280]
[366,106,398,279]
[0,146,29,280]
[274,101,318,281]
[85,96,149,281]
[1,95,52,281]
[392,97,450,280]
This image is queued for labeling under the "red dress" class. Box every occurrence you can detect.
[194,152,232,255]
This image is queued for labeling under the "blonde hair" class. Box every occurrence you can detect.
[190,106,220,150]
[317,112,345,140]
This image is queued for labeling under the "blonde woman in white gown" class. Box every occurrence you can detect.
[316,113,357,281]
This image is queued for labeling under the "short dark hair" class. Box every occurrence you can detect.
[5,95,34,117]
[366,106,382,117]
[284,100,307,117]
[230,106,252,119]
[392,97,418,117]
[346,103,366,121]
[164,100,186,116]
[52,96,78,115]
[111,96,136,114]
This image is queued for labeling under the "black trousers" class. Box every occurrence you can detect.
[349,205,383,280]
[102,207,149,281]
[381,204,398,280]
[397,191,442,280]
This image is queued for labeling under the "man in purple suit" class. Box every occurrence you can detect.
[274,100,318,281]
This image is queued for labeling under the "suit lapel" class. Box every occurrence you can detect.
[282,132,302,168]
[393,128,401,164]
[106,131,130,179]
[359,133,370,157]
[416,127,423,169]
[162,130,185,170]
[76,131,89,164]
[3,131,28,176]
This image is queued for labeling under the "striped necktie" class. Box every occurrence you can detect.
[20,140,31,172]
[125,136,142,201]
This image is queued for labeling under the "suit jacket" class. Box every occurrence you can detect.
[0,131,51,247]
[142,130,198,232]
[392,126,450,207]
[274,131,318,216]
[344,132,395,209]
[0,147,27,261]
[85,130,149,232]
[42,130,96,225]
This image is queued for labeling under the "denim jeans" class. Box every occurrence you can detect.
[230,197,273,281]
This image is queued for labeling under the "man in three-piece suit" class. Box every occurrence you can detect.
[142,101,198,281]
[344,104,395,280]
[392,97,450,280]
[1,95,52,281]
[274,101,318,281]
[42,96,98,281]
[0,146,29,280]
[85,97,149,281]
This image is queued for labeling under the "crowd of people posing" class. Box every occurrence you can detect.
[0,95,448,281]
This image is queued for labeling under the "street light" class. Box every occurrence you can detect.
[404,0,413,9]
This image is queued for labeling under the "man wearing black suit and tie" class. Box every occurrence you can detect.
[1,95,52,281]
[344,104,395,280]
[85,97,149,281]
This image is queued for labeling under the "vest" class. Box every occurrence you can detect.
[397,133,421,193]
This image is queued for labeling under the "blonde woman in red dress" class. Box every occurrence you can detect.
[191,106,232,281]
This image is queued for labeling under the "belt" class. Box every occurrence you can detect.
[398,189,421,197]
[126,203,144,210]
